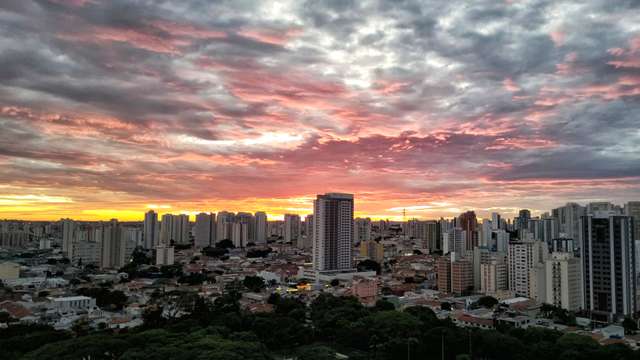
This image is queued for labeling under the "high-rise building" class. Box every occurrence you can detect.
[61,218,75,259]
[458,211,478,251]
[480,254,508,294]
[156,245,175,265]
[480,219,492,247]
[98,219,126,269]
[360,240,384,263]
[231,222,249,248]
[237,212,255,243]
[491,213,502,230]
[587,202,622,215]
[451,258,473,295]
[406,219,440,251]
[508,240,543,297]
[354,218,372,243]
[442,228,465,255]
[143,210,159,249]
[517,209,531,231]
[255,212,268,245]
[543,252,582,311]
[437,255,451,294]
[194,213,216,248]
[625,202,640,244]
[580,212,636,319]
[552,203,585,246]
[171,214,190,245]
[159,214,173,245]
[313,193,354,272]
[216,211,235,242]
[303,214,314,249]
[284,214,301,246]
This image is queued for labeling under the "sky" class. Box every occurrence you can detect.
[0,0,639,222]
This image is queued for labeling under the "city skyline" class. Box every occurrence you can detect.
[1,1,640,221]
[1,199,638,223]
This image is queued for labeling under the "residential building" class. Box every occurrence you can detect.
[194,212,216,248]
[143,210,159,249]
[156,245,175,266]
[354,218,372,243]
[312,193,354,272]
[360,240,384,263]
[580,212,636,319]
[255,212,268,245]
[544,252,582,311]
[284,214,301,247]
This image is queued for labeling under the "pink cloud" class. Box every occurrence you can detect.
[237,28,302,46]
[502,78,521,92]
[550,31,565,47]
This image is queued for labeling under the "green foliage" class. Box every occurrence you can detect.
[3,292,640,360]
[243,275,266,293]
[216,239,235,249]
[295,344,337,359]
[75,287,127,310]
[374,299,396,311]
[246,248,272,258]
[357,259,382,274]
[476,295,499,309]
[623,317,637,334]
[160,264,184,278]
[202,246,228,258]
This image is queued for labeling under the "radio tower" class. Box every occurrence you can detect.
[403,208,407,222]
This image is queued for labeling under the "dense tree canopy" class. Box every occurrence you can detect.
[2,293,639,360]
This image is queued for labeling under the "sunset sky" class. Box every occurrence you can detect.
[1,0,639,221]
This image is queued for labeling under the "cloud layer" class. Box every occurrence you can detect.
[1,0,639,220]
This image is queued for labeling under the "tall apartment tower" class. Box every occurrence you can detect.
[216,211,235,242]
[98,219,126,269]
[625,201,640,243]
[458,211,478,251]
[61,218,76,259]
[437,255,452,294]
[143,210,159,249]
[237,212,256,243]
[354,218,372,244]
[284,214,301,246]
[194,212,216,248]
[544,252,582,311]
[171,214,190,245]
[508,240,543,297]
[313,193,354,272]
[254,212,268,245]
[303,214,314,250]
[580,212,636,319]
[552,202,585,246]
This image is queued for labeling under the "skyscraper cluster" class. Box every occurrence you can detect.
[432,201,639,321]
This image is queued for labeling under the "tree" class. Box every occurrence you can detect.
[202,246,228,258]
[623,317,637,334]
[130,247,152,266]
[243,276,266,293]
[357,259,381,274]
[477,296,499,309]
[295,345,336,360]
[216,239,234,249]
[374,299,395,312]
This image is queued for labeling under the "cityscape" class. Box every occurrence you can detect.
[1,196,640,359]
[2,0,640,359]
